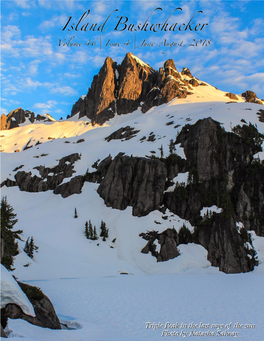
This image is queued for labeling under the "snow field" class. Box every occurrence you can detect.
[1,183,217,282]
[6,273,264,341]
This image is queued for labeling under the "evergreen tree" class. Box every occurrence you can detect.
[159,145,164,158]
[100,220,105,237]
[24,237,38,259]
[88,220,94,240]
[100,220,109,241]
[30,237,38,256]
[84,221,90,239]
[93,226,98,240]
[169,139,176,154]
[74,208,78,218]
[1,196,23,270]
[24,237,30,257]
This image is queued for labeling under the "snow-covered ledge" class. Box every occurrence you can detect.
[0,264,35,317]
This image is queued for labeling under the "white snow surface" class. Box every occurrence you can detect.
[236,222,244,233]
[44,113,56,122]
[131,53,152,69]
[4,273,264,341]
[0,264,35,316]
[200,205,223,217]
[165,172,189,192]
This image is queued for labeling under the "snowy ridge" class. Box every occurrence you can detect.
[130,53,153,69]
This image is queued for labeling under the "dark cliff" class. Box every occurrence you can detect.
[97,118,264,273]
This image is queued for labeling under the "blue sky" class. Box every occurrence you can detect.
[1,0,264,120]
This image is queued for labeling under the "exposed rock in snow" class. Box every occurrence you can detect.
[0,264,35,316]
[242,90,257,103]
[225,92,239,100]
[97,153,167,217]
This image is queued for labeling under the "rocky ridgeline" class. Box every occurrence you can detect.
[71,53,199,124]
[71,53,264,125]
[0,108,54,130]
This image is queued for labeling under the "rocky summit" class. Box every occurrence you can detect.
[71,53,263,126]
[0,108,55,130]
[70,53,203,124]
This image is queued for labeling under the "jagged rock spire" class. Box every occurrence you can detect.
[71,53,203,125]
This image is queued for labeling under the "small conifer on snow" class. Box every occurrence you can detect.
[24,237,39,259]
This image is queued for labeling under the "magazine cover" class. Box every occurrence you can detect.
[1,1,264,340]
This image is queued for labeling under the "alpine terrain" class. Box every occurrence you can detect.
[1,53,264,340]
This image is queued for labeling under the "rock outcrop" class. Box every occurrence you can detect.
[226,92,238,100]
[78,56,117,124]
[71,53,197,124]
[192,216,257,273]
[1,282,61,330]
[96,118,263,273]
[0,325,7,338]
[257,109,264,122]
[140,228,180,262]
[0,108,55,130]
[242,90,257,103]
[1,153,81,193]
[71,96,85,117]
[97,153,167,216]
[54,175,84,198]
[105,126,140,142]
[18,282,61,329]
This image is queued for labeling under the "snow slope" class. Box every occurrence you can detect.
[5,274,264,341]
[1,78,264,340]
[1,83,264,280]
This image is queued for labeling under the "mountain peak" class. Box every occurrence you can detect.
[0,108,55,130]
[71,53,188,124]
[70,53,263,125]
[164,59,177,71]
